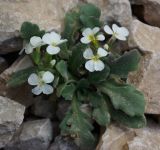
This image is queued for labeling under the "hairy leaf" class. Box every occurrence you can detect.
[20,22,45,41]
[99,78,145,116]
[56,60,70,81]
[109,49,141,78]
[8,67,36,87]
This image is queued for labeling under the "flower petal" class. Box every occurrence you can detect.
[42,71,54,83]
[93,27,100,34]
[32,86,42,95]
[42,84,54,95]
[25,43,34,54]
[50,32,61,44]
[58,39,68,45]
[46,45,60,55]
[83,48,94,59]
[30,36,42,47]
[104,25,113,35]
[115,34,127,41]
[94,60,105,71]
[97,47,108,57]
[82,28,93,37]
[112,24,119,33]
[80,37,91,44]
[85,60,95,72]
[28,73,39,85]
[42,33,53,44]
[96,34,105,41]
[118,27,129,37]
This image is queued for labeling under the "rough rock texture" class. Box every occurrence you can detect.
[128,19,160,114]
[0,57,8,73]
[128,121,160,150]
[97,123,135,150]
[49,136,79,150]
[130,0,160,28]
[5,119,53,150]
[0,96,25,148]
[0,0,79,54]
[86,0,132,27]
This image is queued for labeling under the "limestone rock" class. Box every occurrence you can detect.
[128,121,160,150]
[5,119,53,150]
[49,136,79,150]
[0,96,25,148]
[97,124,135,150]
[0,57,8,73]
[85,0,132,27]
[128,19,160,114]
[129,19,160,53]
[130,0,160,28]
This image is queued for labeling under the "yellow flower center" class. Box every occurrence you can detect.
[92,55,99,62]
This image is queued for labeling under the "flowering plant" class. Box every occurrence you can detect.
[8,3,146,149]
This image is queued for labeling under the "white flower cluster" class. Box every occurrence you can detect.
[81,24,129,72]
[26,31,67,95]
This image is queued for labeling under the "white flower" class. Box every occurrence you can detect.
[28,71,54,95]
[81,27,105,44]
[104,24,129,41]
[83,47,108,72]
[104,44,109,50]
[25,36,43,54]
[42,32,67,55]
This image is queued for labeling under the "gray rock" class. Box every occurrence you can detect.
[49,136,79,150]
[0,57,8,73]
[31,98,56,119]
[0,96,25,148]
[0,31,23,54]
[128,19,160,114]
[5,119,53,150]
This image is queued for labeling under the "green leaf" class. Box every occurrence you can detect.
[57,83,76,100]
[111,109,146,128]
[80,15,101,28]
[88,65,110,84]
[109,49,141,78]
[99,78,145,116]
[76,78,89,90]
[68,43,87,75]
[56,60,70,81]
[60,97,95,149]
[20,22,45,41]
[8,67,36,87]
[62,10,81,47]
[91,94,110,126]
[79,3,101,18]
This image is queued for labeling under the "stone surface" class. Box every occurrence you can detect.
[31,98,56,119]
[128,19,160,114]
[0,96,25,148]
[0,57,8,73]
[128,120,160,150]
[5,119,53,150]
[0,55,36,107]
[130,0,160,28]
[0,0,78,33]
[85,0,132,27]
[49,136,79,150]
[129,19,160,53]
[98,123,135,150]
